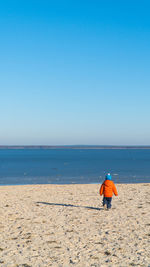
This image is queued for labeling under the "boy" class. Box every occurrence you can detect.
[100,173,118,210]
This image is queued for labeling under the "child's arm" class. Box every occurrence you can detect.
[113,183,118,196]
[99,184,104,196]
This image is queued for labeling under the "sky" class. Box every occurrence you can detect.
[0,0,150,145]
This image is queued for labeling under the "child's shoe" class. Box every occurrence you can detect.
[104,204,107,210]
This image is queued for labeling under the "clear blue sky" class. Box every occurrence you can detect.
[0,0,150,145]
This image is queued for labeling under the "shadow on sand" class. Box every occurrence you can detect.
[36,202,102,211]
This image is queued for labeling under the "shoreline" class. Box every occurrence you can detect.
[0,183,150,266]
[0,181,150,187]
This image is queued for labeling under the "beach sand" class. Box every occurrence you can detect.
[0,183,150,267]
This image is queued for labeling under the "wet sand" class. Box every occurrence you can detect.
[0,183,150,266]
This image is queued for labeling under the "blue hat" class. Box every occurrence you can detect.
[105,173,112,180]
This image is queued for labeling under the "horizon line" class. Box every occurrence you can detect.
[0,145,150,149]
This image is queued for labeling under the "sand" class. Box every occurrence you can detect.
[0,183,150,267]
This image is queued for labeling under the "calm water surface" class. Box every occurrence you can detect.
[0,149,150,185]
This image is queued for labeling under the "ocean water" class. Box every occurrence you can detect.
[0,149,150,185]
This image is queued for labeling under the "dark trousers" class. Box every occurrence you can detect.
[103,197,112,209]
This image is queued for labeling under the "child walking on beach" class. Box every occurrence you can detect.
[100,173,118,210]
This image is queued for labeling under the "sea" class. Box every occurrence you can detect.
[0,149,150,186]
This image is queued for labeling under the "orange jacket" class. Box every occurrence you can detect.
[100,180,118,197]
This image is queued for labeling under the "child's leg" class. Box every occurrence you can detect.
[107,197,112,209]
[103,197,107,207]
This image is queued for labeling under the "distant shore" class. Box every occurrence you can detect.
[0,145,150,149]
